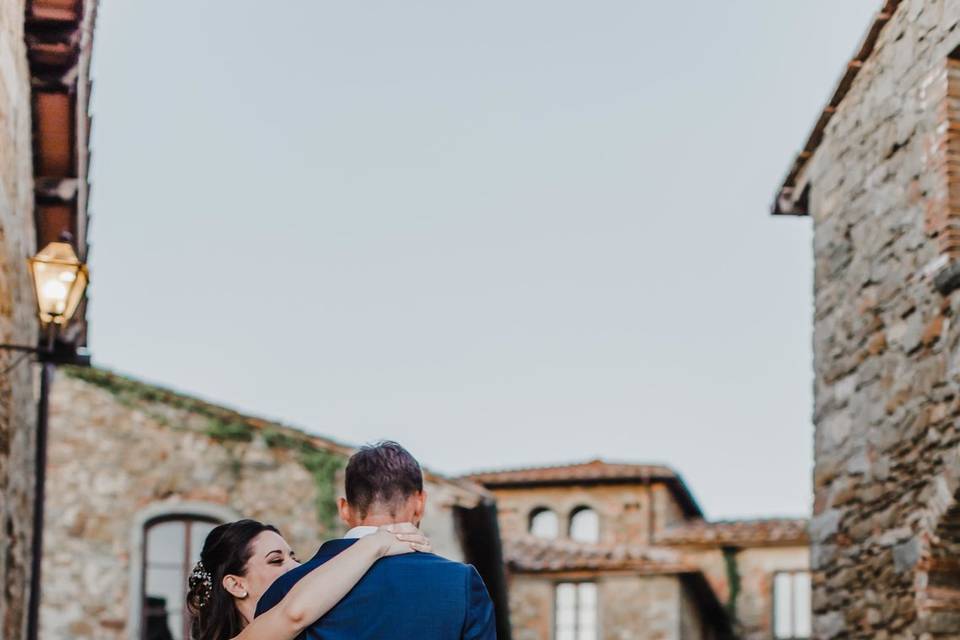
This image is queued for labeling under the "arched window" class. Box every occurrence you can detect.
[529,507,560,539]
[569,507,600,543]
[142,516,220,640]
[128,503,239,640]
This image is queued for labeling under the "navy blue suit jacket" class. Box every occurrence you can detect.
[255,538,496,639]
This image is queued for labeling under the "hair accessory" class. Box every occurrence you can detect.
[189,560,213,608]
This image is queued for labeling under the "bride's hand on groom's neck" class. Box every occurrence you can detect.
[370,523,432,557]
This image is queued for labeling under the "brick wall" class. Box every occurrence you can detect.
[0,0,40,638]
[797,1,960,637]
[491,482,681,546]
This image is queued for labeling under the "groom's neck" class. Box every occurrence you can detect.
[354,515,399,527]
[347,504,419,529]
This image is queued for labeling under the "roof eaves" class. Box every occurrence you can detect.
[772,0,902,216]
[665,475,705,519]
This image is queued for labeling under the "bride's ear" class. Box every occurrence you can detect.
[222,574,249,600]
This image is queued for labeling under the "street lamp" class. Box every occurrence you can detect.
[29,240,89,331]
[14,237,90,640]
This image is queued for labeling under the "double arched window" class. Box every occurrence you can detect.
[528,505,600,543]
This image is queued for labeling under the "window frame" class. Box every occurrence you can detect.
[127,502,239,640]
[553,580,598,640]
[141,515,220,640]
[771,569,812,640]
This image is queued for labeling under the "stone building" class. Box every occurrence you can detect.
[773,1,960,637]
[466,461,810,640]
[0,1,96,638]
[41,367,510,640]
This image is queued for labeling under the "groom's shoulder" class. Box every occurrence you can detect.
[387,551,468,568]
[380,552,480,582]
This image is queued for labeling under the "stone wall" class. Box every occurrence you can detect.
[601,574,681,640]
[797,1,960,637]
[41,369,486,640]
[507,575,552,640]
[0,0,40,637]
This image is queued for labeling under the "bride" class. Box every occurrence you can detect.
[185,518,430,640]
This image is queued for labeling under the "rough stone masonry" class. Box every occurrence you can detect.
[777,1,960,637]
[0,0,42,638]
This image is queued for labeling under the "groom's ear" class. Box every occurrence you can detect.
[413,490,427,523]
[337,497,354,527]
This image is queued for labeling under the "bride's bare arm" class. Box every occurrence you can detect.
[232,525,430,640]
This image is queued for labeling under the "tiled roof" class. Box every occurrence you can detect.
[467,459,676,485]
[465,459,703,517]
[504,535,696,574]
[773,0,902,215]
[656,518,809,547]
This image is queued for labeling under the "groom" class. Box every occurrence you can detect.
[255,441,497,639]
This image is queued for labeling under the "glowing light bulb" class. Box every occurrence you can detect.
[41,279,68,314]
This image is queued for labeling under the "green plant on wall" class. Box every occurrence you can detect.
[262,428,302,450]
[299,444,346,533]
[722,546,742,625]
[205,418,254,442]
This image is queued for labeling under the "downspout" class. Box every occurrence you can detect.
[646,479,655,543]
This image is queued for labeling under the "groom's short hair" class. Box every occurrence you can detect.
[345,441,424,516]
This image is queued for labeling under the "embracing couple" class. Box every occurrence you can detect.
[185,441,496,640]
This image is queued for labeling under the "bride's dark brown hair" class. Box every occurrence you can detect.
[186,519,280,640]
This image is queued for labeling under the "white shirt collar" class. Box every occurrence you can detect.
[343,525,380,539]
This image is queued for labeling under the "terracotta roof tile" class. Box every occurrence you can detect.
[466,459,678,485]
[504,535,697,574]
[656,518,809,547]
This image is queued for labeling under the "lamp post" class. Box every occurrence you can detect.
[1,238,90,640]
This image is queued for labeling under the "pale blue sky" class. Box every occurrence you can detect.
[87,1,879,519]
